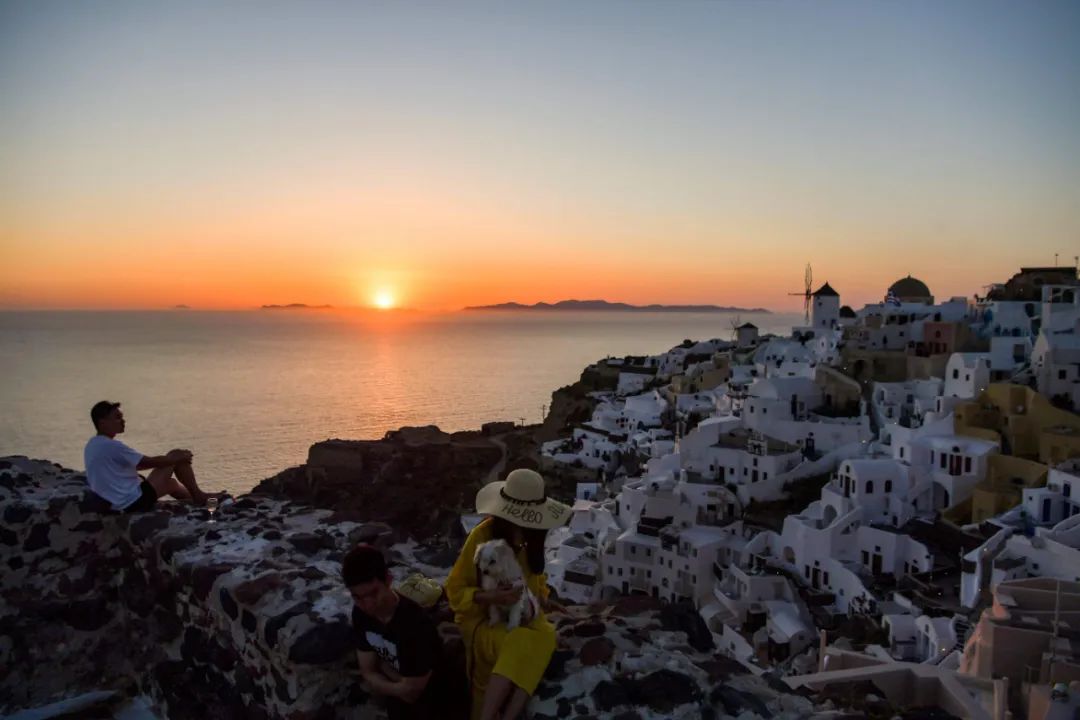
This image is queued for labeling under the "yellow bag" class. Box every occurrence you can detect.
[395,573,443,609]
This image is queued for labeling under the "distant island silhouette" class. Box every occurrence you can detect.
[464,299,771,313]
[260,303,333,310]
[173,304,190,309]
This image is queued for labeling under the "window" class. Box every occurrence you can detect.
[1059,369,1067,380]
[900,447,905,459]
[940,453,947,469]
[631,546,636,555]
[861,551,869,565]
[885,480,893,492]
[1065,483,1072,499]
[952,369,959,379]
[618,568,623,576]
[964,457,972,473]
[865,481,874,494]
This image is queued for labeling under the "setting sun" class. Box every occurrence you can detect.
[373,291,395,309]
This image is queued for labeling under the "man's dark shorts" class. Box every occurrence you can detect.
[123,480,158,513]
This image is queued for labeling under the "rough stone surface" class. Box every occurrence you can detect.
[250,429,504,541]
[0,457,379,718]
[580,636,615,666]
[660,602,715,653]
[1,455,858,720]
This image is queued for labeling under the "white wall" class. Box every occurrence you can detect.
[944,354,991,399]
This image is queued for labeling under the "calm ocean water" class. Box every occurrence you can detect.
[0,310,798,495]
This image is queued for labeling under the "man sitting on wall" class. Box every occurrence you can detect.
[344,544,467,720]
[84,400,212,513]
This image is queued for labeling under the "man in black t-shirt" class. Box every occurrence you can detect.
[343,544,468,720]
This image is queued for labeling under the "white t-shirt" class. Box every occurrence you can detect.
[84,435,145,510]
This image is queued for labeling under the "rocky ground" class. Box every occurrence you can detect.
[249,426,503,542]
[2,456,950,720]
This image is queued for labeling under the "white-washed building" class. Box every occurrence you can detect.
[959,508,1080,610]
[744,377,872,454]
[754,338,817,379]
[1032,331,1080,409]
[872,378,943,429]
[1040,284,1080,335]
[1023,467,1080,526]
[943,353,991,400]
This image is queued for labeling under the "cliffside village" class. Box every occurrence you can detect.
[532,266,1080,720]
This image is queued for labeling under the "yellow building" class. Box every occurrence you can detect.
[966,455,1048,525]
[671,353,732,394]
[955,384,1080,464]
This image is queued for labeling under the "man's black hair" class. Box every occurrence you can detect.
[91,401,121,430]
[342,544,390,587]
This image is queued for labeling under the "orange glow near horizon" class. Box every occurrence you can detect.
[2,3,1077,314]
[373,290,395,310]
[0,103,1065,313]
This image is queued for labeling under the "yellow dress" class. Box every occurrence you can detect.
[445,518,557,720]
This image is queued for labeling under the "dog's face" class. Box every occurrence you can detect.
[474,539,519,581]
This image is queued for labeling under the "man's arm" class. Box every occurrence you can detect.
[356,651,432,704]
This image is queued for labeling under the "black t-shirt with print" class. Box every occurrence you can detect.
[352,594,467,719]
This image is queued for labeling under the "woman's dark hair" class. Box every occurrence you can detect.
[341,544,389,587]
[490,516,547,574]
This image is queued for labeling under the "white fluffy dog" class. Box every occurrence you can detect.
[474,539,540,630]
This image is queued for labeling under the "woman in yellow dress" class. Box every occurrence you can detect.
[445,469,570,720]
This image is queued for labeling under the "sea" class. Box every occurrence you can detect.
[0,309,800,496]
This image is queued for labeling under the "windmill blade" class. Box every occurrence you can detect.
[805,263,813,293]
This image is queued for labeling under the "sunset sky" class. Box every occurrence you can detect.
[2,1,1078,312]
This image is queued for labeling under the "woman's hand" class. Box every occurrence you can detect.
[475,585,523,607]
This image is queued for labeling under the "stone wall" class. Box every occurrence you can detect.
[0,456,381,719]
[3,455,882,720]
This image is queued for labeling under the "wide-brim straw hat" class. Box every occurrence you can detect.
[475,468,570,530]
